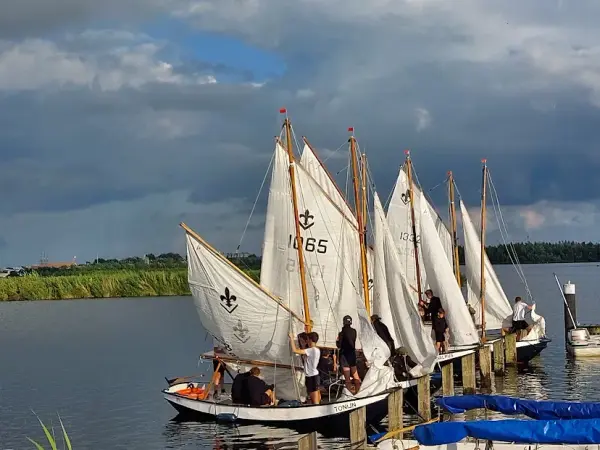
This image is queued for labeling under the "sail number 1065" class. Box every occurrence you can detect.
[288,235,328,254]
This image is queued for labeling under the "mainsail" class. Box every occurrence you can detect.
[261,143,366,347]
[387,167,453,300]
[373,192,437,376]
[420,192,479,346]
[460,199,512,331]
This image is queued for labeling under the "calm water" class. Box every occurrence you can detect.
[1,263,600,449]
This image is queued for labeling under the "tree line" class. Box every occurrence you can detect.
[22,241,600,278]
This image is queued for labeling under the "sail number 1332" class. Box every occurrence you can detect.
[288,235,328,254]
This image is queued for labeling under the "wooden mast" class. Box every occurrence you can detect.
[360,152,370,310]
[479,159,488,341]
[405,150,424,306]
[447,171,461,287]
[348,128,371,315]
[281,109,312,332]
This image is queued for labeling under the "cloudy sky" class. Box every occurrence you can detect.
[1,0,600,266]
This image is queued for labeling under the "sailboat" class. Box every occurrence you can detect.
[162,113,408,425]
[299,134,445,389]
[386,155,549,363]
[386,152,480,365]
[454,160,550,361]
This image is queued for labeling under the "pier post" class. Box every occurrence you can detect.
[349,406,366,449]
[478,346,492,388]
[442,362,454,396]
[505,333,517,366]
[493,339,505,375]
[297,431,318,450]
[461,352,476,395]
[417,374,431,421]
[563,281,577,340]
[388,388,404,435]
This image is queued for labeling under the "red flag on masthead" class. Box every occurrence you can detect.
[348,127,354,132]
[279,108,287,114]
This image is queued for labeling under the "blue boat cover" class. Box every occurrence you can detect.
[437,395,600,420]
[413,419,600,445]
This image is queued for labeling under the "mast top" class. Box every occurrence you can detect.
[279,107,287,114]
[481,158,487,165]
[447,170,453,176]
[348,126,354,134]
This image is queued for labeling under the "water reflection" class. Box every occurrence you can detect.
[564,358,600,402]
[162,419,346,449]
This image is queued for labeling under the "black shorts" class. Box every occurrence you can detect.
[213,359,225,375]
[305,375,320,394]
[435,332,446,343]
[512,320,528,331]
[340,352,357,368]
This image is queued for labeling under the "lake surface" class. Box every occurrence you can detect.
[1,263,600,449]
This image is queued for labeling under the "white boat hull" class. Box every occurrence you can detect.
[377,439,599,450]
[163,381,402,423]
[567,329,600,357]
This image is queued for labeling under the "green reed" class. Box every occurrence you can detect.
[0,268,260,301]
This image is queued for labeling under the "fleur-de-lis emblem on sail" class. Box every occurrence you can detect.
[233,319,250,343]
[400,189,410,205]
[220,287,238,314]
[299,209,315,230]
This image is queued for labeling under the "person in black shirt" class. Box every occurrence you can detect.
[371,314,395,357]
[432,308,449,353]
[425,289,443,319]
[231,370,251,404]
[336,315,361,393]
[245,367,275,406]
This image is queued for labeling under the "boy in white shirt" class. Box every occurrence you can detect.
[512,296,533,341]
[289,331,321,404]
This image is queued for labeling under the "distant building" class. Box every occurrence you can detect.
[29,261,77,269]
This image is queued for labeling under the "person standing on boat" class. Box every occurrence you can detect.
[432,308,449,353]
[425,289,442,320]
[371,314,396,357]
[289,332,321,404]
[212,346,227,399]
[336,315,361,393]
[512,296,533,341]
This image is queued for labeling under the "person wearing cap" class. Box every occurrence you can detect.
[371,314,395,357]
[336,315,361,393]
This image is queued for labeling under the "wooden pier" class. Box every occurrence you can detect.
[296,333,519,449]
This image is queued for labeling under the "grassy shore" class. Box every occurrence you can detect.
[0,268,262,301]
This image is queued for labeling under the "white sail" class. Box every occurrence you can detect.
[261,143,364,348]
[186,232,305,400]
[373,192,437,376]
[459,200,512,331]
[387,168,453,301]
[420,192,479,346]
[300,143,356,225]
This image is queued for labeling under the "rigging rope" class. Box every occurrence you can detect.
[487,171,534,301]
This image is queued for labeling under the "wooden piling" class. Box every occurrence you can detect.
[493,338,505,375]
[505,333,517,366]
[349,406,367,449]
[478,345,492,389]
[442,362,454,396]
[418,374,431,421]
[388,388,403,435]
[461,352,476,395]
[297,431,318,450]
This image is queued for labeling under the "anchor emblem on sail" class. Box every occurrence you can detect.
[299,209,315,230]
[220,287,238,314]
[400,189,410,205]
[233,319,250,343]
